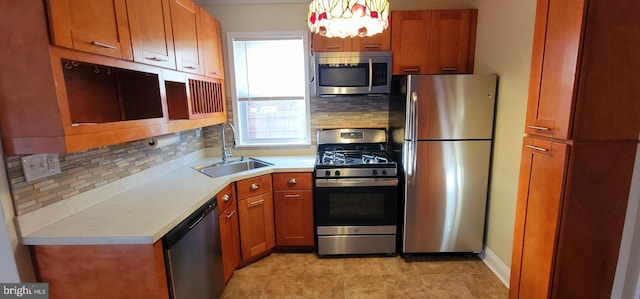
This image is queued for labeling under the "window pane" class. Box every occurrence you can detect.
[230,32,310,146]
[240,100,307,142]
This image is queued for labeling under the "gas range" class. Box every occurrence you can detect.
[315,129,397,178]
[313,128,399,256]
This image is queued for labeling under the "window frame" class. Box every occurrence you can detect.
[226,31,312,147]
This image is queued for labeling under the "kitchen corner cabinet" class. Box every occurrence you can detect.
[170,0,204,75]
[391,9,477,75]
[46,0,133,60]
[127,0,176,69]
[273,173,314,247]
[217,184,240,283]
[311,28,391,52]
[510,0,640,298]
[236,175,276,261]
[32,242,169,299]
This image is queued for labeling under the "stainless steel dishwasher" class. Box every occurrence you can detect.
[163,197,225,299]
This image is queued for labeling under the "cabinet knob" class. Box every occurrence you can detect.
[288,178,297,184]
[250,183,259,191]
[222,194,230,202]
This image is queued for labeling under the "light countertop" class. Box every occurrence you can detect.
[20,155,316,246]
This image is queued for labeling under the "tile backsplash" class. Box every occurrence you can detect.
[5,95,389,216]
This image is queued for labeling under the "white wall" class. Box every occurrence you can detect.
[0,144,36,282]
[473,0,536,273]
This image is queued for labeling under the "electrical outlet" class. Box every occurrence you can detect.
[21,154,61,183]
[195,127,202,137]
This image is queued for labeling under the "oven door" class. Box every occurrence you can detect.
[314,178,398,227]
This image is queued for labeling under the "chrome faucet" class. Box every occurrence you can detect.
[220,122,237,162]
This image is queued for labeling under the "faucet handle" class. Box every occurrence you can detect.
[240,154,245,161]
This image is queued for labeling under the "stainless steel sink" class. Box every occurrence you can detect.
[194,158,272,178]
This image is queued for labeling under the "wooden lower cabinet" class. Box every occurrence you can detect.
[217,184,240,283]
[236,174,275,261]
[32,242,169,299]
[510,138,637,298]
[273,173,314,246]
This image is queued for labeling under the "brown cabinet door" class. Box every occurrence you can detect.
[352,29,391,51]
[219,205,240,283]
[237,192,275,261]
[312,34,352,52]
[199,9,225,79]
[170,0,204,75]
[428,9,476,74]
[127,0,176,69]
[510,137,569,299]
[47,0,133,60]
[274,190,314,246]
[391,10,431,75]
[524,0,586,140]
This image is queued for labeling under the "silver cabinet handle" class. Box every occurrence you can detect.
[284,194,301,199]
[527,125,551,131]
[248,199,265,207]
[146,56,168,62]
[250,183,259,191]
[210,71,221,75]
[184,65,198,69]
[225,210,236,219]
[441,67,458,72]
[403,68,420,72]
[363,44,380,49]
[288,178,297,184]
[222,194,230,203]
[325,46,341,49]
[525,144,549,152]
[91,41,118,50]
[368,58,373,92]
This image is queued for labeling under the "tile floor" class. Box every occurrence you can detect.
[221,253,508,299]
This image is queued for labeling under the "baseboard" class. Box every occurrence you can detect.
[480,247,510,287]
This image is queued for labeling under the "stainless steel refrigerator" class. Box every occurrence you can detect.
[388,74,498,254]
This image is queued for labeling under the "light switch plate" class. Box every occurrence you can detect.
[21,154,61,183]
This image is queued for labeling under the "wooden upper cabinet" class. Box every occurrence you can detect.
[391,9,477,75]
[428,9,477,74]
[46,0,133,60]
[524,0,584,140]
[199,8,225,79]
[312,35,352,52]
[352,28,391,51]
[170,0,204,75]
[127,0,176,69]
[312,28,391,52]
[391,10,432,74]
[510,138,569,299]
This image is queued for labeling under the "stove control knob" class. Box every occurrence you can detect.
[382,170,388,175]
[334,170,341,176]
[372,169,379,176]
[325,170,331,177]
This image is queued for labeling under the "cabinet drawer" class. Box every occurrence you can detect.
[273,173,312,190]
[216,184,236,215]
[236,174,272,199]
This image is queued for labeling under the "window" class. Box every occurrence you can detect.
[227,31,311,146]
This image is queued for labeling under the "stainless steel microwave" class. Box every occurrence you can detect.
[313,51,392,96]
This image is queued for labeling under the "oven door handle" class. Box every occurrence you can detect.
[315,178,398,188]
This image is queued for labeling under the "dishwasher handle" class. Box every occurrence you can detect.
[163,196,217,249]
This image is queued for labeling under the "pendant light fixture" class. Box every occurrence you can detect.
[308,0,390,38]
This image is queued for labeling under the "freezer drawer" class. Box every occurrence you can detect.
[403,140,492,253]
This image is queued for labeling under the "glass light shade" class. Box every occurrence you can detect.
[308,0,390,38]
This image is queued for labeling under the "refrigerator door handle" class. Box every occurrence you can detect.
[411,92,419,140]
[405,141,417,186]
